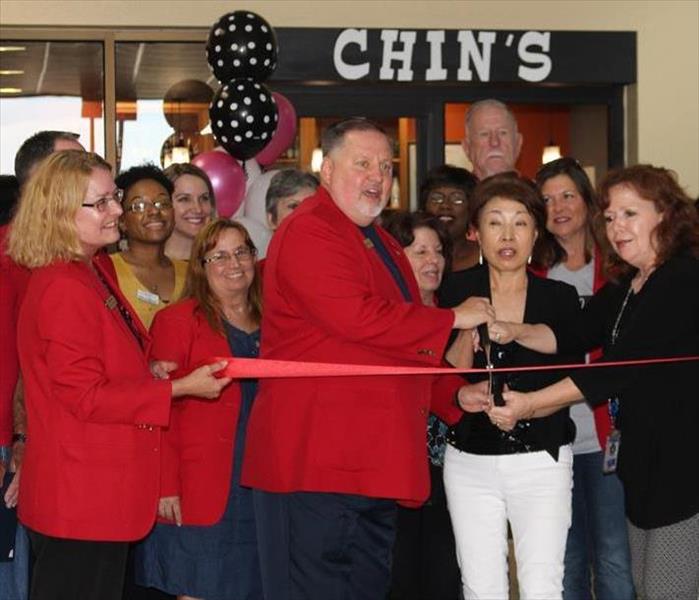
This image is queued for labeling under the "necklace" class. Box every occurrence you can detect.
[611,285,633,345]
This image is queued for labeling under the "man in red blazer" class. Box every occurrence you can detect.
[242,118,494,600]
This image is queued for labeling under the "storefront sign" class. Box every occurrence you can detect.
[274,28,636,84]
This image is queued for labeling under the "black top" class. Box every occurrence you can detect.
[557,255,699,529]
[439,265,581,461]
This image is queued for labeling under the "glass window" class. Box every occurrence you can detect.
[0,41,104,173]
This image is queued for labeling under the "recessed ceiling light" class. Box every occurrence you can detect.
[0,87,23,93]
[0,46,26,52]
[0,70,24,75]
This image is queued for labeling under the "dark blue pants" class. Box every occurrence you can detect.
[563,451,635,600]
[254,490,397,600]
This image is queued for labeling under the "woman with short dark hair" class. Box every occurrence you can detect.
[440,173,582,599]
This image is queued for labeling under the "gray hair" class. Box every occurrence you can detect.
[266,169,319,219]
[465,99,519,135]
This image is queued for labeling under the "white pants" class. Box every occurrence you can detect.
[443,444,573,600]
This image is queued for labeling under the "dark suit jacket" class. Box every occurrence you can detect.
[241,187,464,504]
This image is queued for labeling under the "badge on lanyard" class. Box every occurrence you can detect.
[137,289,161,305]
[603,429,621,474]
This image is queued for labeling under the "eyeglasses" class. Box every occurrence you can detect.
[426,191,467,207]
[202,247,257,265]
[81,189,124,212]
[126,198,173,213]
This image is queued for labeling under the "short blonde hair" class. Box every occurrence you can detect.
[8,150,112,268]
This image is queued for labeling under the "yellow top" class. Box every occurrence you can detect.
[109,252,188,329]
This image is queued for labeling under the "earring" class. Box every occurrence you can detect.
[478,248,483,265]
[527,255,532,265]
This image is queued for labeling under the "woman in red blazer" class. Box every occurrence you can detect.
[136,219,264,600]
[7,150,229,600]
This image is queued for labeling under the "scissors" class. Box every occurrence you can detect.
[478,324,505,407]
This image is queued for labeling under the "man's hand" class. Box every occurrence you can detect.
[158,496,182,526]
[452,296,495,330]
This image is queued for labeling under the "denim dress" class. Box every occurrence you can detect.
[135,323,262,600]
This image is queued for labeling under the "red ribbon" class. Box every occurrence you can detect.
[214,355,699,379]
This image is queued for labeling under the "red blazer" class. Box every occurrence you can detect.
[0,225,30,445]
[531,247,611,447]
[242,188,463,505]
[150,298,243,526]
[17,259,171,541]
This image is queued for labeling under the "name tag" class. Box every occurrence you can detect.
[137,289,160,305]
[603,429,621,474]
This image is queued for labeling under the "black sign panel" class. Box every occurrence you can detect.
[272,27,636,85]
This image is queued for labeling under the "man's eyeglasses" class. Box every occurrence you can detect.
[202,247,257,265]
[126,198,173,213]
[426,191,467,207]
[81,189,125,212]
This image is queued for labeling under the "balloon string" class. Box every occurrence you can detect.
[210,354,699,379]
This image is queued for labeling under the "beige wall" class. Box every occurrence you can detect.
[3,0,698,196]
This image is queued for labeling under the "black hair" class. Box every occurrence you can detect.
[418,164,478,211]
[383,210,453,274]
[0,175,20,226]
[115,163,174,199]
[14,130,81,187]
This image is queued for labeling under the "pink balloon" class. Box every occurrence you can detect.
[192,151,246,218]
[255,92,298,167]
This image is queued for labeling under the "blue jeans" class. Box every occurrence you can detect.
[563,451,635,600]
[0,522,29,600]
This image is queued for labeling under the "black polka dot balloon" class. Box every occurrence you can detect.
[206,11,278,83]
[209,79,279,161]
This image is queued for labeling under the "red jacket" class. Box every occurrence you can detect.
[0,225,30,446]
[17,259,171,541]
[150,298,243,526]
[531,247,611,447]
[241,187,463,505]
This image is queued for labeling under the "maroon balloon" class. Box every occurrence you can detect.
[192,151,246,218]
[255,92,298,167]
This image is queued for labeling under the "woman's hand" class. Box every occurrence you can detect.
[456,381,491,413]
[158,496,182,526]
[171,360,232,399]
[150,360,178,380]
[488,390,535,431]
[488,321,520,345]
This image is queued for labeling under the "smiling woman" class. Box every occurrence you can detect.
[105,163,188,329]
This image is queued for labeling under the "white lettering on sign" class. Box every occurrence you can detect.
[332,28,554,83]
[379,30,417,81]
[334,28,370,80]
[517,31,552,82]
[457,31,496,82]
[425,30,448,81]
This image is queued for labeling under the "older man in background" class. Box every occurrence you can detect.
[462,99,522,179]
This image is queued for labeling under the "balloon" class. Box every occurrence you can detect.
[206,11,278,83]
[233,216,272,259]
[255,93,298,166]
[210,80,278,161]
[243,169,279,228]
[192,151,246,218]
